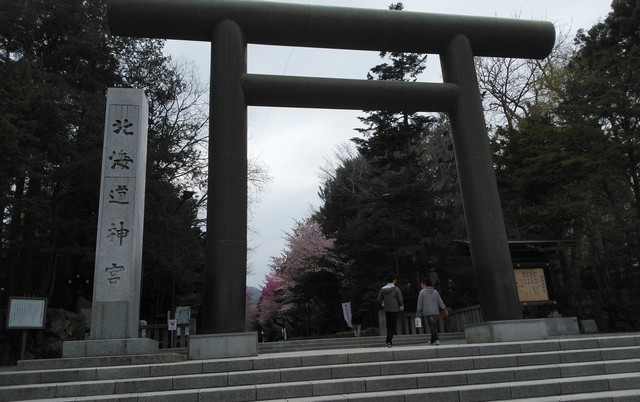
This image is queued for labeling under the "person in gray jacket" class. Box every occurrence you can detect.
[377,273,404,347]
[416,278,446,345]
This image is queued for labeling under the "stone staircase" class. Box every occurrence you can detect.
[1,333,640,401]
[257,333,465,354]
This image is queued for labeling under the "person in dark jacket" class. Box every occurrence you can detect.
[416,278,446,345]
[377,273,404,347]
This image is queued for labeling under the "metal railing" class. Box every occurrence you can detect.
[381,305,483,336]
[443,304,483,332]
[138,306,483,348]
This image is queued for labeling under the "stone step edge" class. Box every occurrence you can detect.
[2,357,639,401]
[11,333,639,373]
[17,371,640,402]
[255,333,613,352]
[16,352,187,371]
[119,371,640,401]
[258,333,465,347]
[494,388,640,401]
[2,344,639,387]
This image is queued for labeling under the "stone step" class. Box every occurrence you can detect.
[498,388,640,401]
[257,333,465,353]
[15,352,187,371]
[16,371,640,401]
[254,373,640,401]
[3,338,639,387]
[5,351,639,389]
[2,346,639,400]
[1,334,639,401]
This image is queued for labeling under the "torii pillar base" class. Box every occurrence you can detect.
[188,332,258,360]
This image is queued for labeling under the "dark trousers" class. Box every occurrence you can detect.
[426,314,439,342]
[385,311,398,344]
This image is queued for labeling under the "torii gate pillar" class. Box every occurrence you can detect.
[205,20,248,334]
[440,35,523,319]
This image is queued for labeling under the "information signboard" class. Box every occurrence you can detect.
[514,268,549,302]
[175,306,191,325]
[7,297,47,329]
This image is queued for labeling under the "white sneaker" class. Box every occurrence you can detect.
[435,340,440,345]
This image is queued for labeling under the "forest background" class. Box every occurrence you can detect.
[1,0,639,362]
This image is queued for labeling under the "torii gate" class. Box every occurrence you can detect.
[107,0,555,335]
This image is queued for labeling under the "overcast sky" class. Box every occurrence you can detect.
[162,0,613,289]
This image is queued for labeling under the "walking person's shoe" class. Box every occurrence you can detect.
[434,340,440,345]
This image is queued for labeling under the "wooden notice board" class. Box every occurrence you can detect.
[7,297,47,329]
[514,268,549,302]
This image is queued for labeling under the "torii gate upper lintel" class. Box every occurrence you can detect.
[106,0,555,334]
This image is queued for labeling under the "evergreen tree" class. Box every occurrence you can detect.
[1,0,122,307]
[0,0,211,319]
[556,0,640,289]
[492,0,640,290]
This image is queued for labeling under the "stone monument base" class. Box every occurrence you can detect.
[62,338,158,358]
[188,332,258,360]
[464,317,580,343]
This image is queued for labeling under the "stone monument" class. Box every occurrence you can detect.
[63,88,157,357]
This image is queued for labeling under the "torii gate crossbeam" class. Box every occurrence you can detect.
[107,0,555,334]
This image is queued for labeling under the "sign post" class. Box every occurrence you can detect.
[7,297,48,360]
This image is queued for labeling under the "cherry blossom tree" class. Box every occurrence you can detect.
[258,217,346,338]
